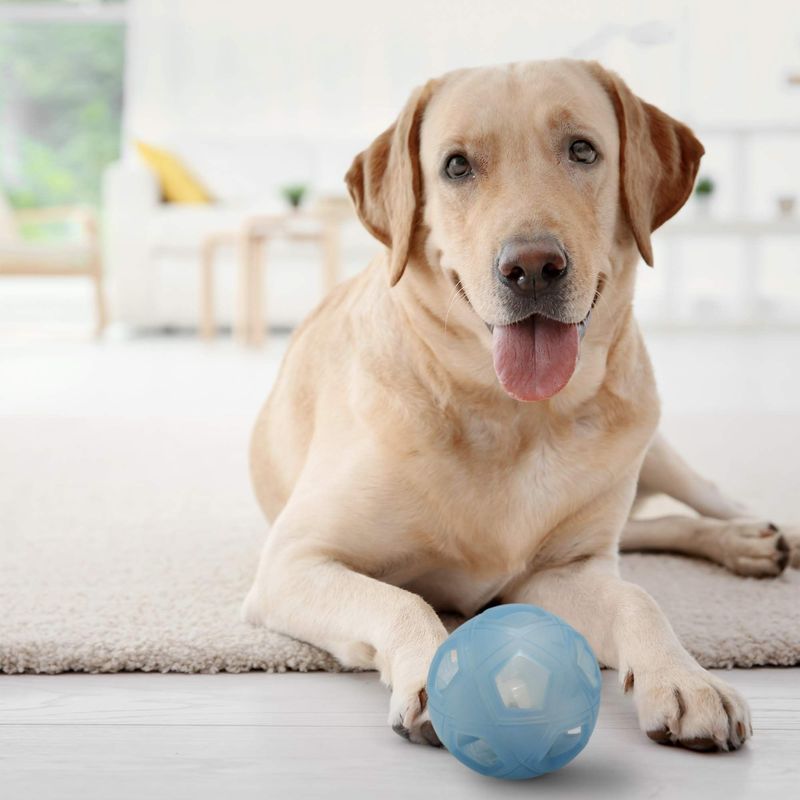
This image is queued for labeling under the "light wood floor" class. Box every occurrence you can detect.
[1,669,798,800]
[2,335,799,799]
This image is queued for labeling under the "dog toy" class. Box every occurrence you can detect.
[426,603,601,779]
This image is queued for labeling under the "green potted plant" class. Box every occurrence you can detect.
[281,183,309,211]
[694,176,715,217]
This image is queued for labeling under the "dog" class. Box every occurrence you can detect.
[243,59,798,753]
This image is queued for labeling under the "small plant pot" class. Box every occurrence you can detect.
[281,184,309,211]
[777,195,796,218]
[694,194,713,218]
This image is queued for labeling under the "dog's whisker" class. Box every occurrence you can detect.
[443,280,467,333]
[591,290,608,314]
[589,274,611,316]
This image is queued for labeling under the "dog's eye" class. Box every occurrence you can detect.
[569,140,597,164]
[444,154,472,180]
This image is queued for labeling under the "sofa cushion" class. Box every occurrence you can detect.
[146,204,255,252]
[136,141,213,204]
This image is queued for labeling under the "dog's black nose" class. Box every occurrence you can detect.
[496,237,568,297]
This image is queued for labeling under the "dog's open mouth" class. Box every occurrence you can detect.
[492,314,581,402]
[447,271,604,402]
[489,280,603,403]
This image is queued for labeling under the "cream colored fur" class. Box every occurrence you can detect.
[243,60,796,753]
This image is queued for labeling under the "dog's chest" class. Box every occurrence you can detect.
[389,420,628,615]
[417,410,638,571]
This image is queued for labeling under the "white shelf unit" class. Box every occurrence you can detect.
[663,220,800,237]
[649,124,800,328]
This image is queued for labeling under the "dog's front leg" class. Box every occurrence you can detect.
[242,517,447,746]
[503,557,751,751]
[633,432,800,569]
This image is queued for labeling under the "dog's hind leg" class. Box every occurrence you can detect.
[636,432,748,519]
[621,516,789,576]
[622,432,797,573]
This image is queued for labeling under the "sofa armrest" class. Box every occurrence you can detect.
[103,159,160,216]
[102,159,161,325]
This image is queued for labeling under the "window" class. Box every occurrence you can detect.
[0,2,126,215]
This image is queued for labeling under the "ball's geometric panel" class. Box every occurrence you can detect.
[496,610,541,629]
[575,640,600,688]
[434,647,459,692]
[466,623,525,669]
[426,603,601,780]
[457,734,499,769]
[546,726,583,760]
[494,652,550,711]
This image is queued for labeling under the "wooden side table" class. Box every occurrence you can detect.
[199,200,351,346]
[241,201,350,347]
[199,230,246,341]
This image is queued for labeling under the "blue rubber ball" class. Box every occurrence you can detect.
[426,603,601,780]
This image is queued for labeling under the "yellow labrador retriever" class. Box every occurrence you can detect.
[243,60,797,752]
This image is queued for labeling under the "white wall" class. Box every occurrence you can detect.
[125,0,800,137]
[124,0,800,209]
[123,0,800,325]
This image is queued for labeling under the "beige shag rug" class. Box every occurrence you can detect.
[2,415,799,675]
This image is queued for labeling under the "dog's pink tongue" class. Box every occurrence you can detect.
[492,315,579,401]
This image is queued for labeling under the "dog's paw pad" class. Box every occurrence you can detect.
[635,667,751,752]
[717,520,791,577]
[389,685,440,746]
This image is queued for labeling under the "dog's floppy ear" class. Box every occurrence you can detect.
[345,81,436,286]
[588,63,704,266]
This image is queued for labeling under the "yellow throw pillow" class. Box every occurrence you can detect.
[135,141,213,204]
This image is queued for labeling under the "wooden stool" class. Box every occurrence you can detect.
[199,229,249,341]
[241,201,349,347]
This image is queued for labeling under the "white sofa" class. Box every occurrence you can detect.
[102,137,377,330]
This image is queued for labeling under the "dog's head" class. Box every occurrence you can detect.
[346,60,703,401]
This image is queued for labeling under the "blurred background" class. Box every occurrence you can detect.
[2,5,799,790]
[0,0,798,471]
[1,0,799,337]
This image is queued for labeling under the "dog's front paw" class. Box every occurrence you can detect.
[779,525,800,568]
[389,685,442,747]
[240,585,269,625]
[713,520,790,577]
[628,663,752,751]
